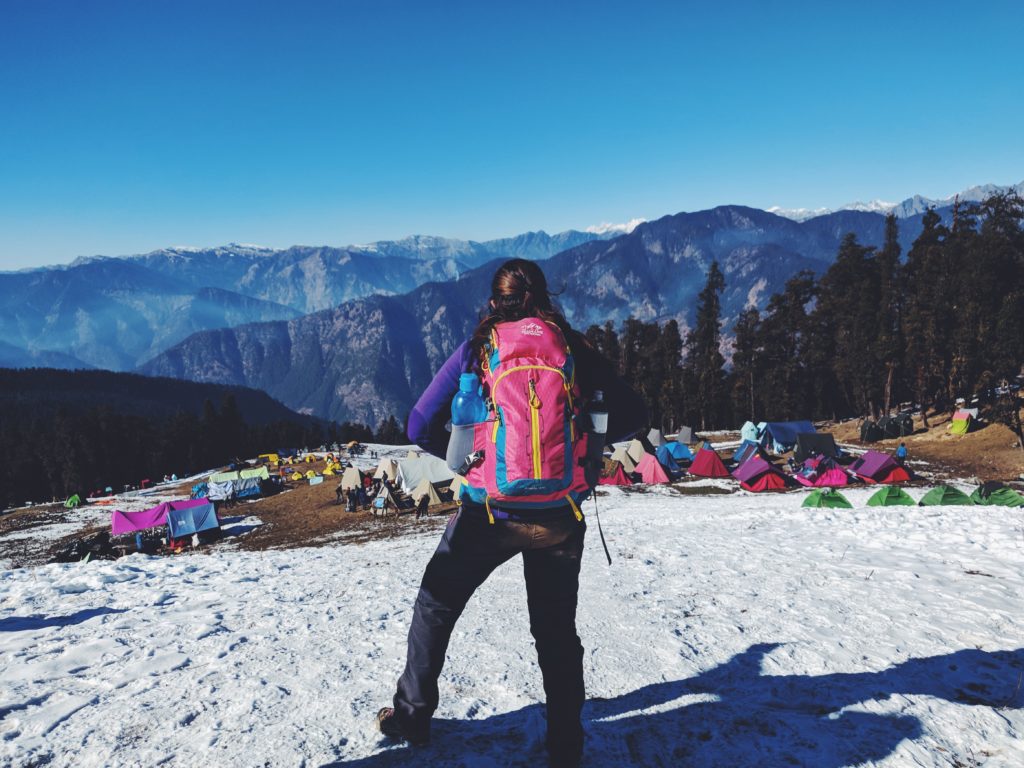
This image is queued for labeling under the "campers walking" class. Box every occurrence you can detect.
[377,259,645,766]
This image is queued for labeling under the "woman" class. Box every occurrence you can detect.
[377,259,646,766]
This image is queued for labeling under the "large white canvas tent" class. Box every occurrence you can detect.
[396,455,454,494]
[610,446,637,474]
[626,439,646,465]
[411,479,442,506]
[373,458,398,480]
[339,466,365,490]
[647,428,666,447]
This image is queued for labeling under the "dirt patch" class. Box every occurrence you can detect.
[827,412,1024,482]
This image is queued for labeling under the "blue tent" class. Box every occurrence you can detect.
[662,441,694,461]
[761,421,816,453]
[166,502,220,538]
[654,445,681,474]
[732,439,760,465]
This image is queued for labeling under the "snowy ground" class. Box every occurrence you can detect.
[2,485,1022,767]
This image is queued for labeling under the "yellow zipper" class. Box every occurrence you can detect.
[528,379,542,479]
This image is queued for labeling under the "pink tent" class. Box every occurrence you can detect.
[636,453,670,484]
[814,467,850,487]
[111,498,210,535]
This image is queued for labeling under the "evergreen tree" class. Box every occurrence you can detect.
[876,214,902,415]
[730,308,761,423]
[682,262,728,430]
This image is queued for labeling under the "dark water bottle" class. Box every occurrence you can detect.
[447,373,488,471]
[585,389,607,484]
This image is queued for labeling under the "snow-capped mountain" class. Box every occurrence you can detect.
[769,180,1024,222]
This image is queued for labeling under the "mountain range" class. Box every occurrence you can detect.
[0,230,606,370]
[4,180,1019,424]
[140,202,962,425]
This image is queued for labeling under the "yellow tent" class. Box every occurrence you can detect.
[290,471,304,481]
[323,467,336,476]
[305,469,317,479]
[258,453,280,464]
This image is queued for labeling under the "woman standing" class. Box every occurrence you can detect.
[377,259,646,766]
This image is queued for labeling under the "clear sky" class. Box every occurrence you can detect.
[2,0,1023,269]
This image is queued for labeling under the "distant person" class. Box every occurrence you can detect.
[895,441,908,463]
[415,494,428,520]
[374,258,646,766]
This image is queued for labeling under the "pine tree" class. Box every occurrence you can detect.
[730,308,761,422]
[682,262,728,430]
[876,214,902,415]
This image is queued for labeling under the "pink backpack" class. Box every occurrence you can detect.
[459,317,592,522]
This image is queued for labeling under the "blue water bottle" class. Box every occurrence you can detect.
[447,373,488,471]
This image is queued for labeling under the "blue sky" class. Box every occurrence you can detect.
[1,0,1023,269]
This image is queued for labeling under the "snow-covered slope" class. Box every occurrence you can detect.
[1,486,1022,766]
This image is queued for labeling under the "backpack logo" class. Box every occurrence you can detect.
[520,321,544,337]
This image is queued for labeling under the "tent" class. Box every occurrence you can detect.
[635,453,670,484]
[850,451,911,484]
[867,486,916,506]
[948,410,974,435]
[112,504,170,534]
[234,477,262,498]
[732,440,761,466]
[406,449,421,459]
[411,478,442,506]
[647,428,667,447]
[877,413,914,438]
[374,458,398,480]
[207,481,235,501]
[794,433,839,463]
[449,474,467,496]
[689,448,730,478]
[860,419,885,443]
[625,439,646,465]
[802,488,853,508]
[346,441,360,449]
[609,446,637,474]
[813,466,851,487]
[654,445,682,475]
[396,455,454,494]
[373,485,401,514]
[290,471,304,481]
[599,461,632,486]
[970,482,1024,507]
[675,426,694,445]
[64,494,81,509]
[339,466,365,491]
[662,441,694,462]
[166,500,219,538]
[240,466,270,481]
[740,421,761,444]
[305,469,317,479]
[760,421,816,454]
[733,455,788,492]
[258,453,280,464]
[919,485,973,506]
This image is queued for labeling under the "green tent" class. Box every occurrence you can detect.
[64,494,81,509]
[802,488,853,508]
[918,485,973,506]
[969,485,1024,507]
[867,486,916,507]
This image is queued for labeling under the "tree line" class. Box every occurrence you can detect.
[0,392,412,507]
[586,193,1024,438]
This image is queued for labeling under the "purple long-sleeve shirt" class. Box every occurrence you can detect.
[407,334,648,460]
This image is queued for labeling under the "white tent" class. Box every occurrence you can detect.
[396,455,454,494]
[373,458,398,480]
[406,449,421,459]
[339,466,365,490]
[372,485,400,515]
[647,428,666,447]
[626,439,646,465]
[676,426,693,445]
[609,447,636,474]
[411,479,442,506]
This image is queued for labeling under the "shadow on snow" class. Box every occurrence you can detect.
[326,643,1024,767]
[0,606,128,633]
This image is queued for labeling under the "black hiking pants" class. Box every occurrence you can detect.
[393,505,586,761]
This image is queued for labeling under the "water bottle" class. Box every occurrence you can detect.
[585,390,608,484]
[447,373,488,471]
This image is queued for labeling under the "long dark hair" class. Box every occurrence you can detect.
[470,259,576,371]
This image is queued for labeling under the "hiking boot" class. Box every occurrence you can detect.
[375,707,429,746]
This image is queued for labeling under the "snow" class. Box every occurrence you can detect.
[2,484,1022,766]
[585,219,646,235]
